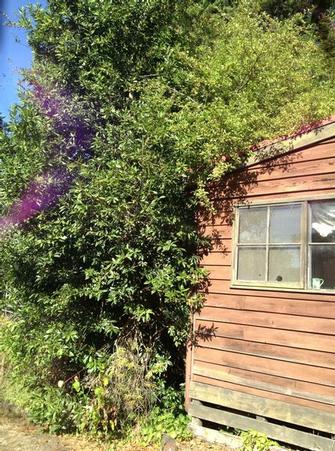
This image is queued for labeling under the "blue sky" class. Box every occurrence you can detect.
[0,0,47,120]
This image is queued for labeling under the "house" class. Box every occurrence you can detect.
[186,119,335,450]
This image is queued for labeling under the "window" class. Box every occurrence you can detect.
[234,200,335,291]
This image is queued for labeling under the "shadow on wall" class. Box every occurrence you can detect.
[202,147,302,227]
[200,123,329,229]
[192,134,322,346]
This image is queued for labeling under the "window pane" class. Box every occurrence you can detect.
[239,207,267,243]
[268,247,300,283]
[311,201,335,243]
[311,245,335,289]
[269,205,301,243]
[237,247,266,281]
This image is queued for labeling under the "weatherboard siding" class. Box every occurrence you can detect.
[187,136,335,437]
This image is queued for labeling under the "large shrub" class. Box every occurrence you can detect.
[0,0,335,435]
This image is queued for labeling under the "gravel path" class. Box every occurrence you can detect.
[0,415,67,451]
[0,404,229,451]
[0,405,104,451]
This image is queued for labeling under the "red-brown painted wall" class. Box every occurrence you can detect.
[187,137,335,416]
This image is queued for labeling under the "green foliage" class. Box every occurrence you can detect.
[259,0,335,57]
[140,407,191,445]
[0,332,166,436]
[69,341,159,436]
[240,429,278,451]
[0,0,335,437]
[140,384,192,445]
[0,116,5,131]
[259,0,313,18]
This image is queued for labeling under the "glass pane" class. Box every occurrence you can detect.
[311,201,335,243]
[237,247,266,281]
[268,247,300,283]
[311,245,335,289]
[269,204,301,243]
[239,207,267,243]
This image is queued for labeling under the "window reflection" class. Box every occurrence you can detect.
[310,201,335,289]
[270,205,301,243]
[311,246,335,290]
[269,247,300,283]
[239,207,267,243]
[237,247,266,281]
[235,200,335,290]
[311,201,335,243]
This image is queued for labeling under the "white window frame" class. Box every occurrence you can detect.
[232,197,335,293]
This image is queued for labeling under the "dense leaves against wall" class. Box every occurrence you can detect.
[0,0,335,435]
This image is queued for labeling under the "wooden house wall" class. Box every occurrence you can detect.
[187,137,335,437]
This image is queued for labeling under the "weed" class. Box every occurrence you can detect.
[240,429,278,451]
[139,383,192,445]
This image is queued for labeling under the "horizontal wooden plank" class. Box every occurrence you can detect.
[197,306,335,334]
[194,375,335,415]
[205,153,335,225]
[241,158,335,184]
[199,237,232,253]
[230,187,335,202]
[189,401,335,451]
[249,130,335,168]
[193,361,335,405]
[189,422,243,449]
[215,170,335,206]
[199,224,232,237]
[228,173,335,198]
[201,266,231,280]
[194,347,335,387]
[194,320,335,353]
[202,237,232,251]
[204,293,335,318]
[190,381,335,432]
[206,279,335,301]
[201,251,231,266]
[250,139,335,170]
[194,335,335,369]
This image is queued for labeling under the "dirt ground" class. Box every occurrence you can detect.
[0,408,230,451]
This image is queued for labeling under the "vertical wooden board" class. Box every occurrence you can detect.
[185,342,193,410]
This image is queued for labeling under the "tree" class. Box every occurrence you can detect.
[260,0,335,56]
[0,0,334,435]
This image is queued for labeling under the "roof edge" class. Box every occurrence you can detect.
[246,120,335,168]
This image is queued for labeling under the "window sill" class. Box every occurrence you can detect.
[230,283,335,295]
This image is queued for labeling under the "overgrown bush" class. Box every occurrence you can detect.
[69,338,160,436]
[0,0,335,437]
